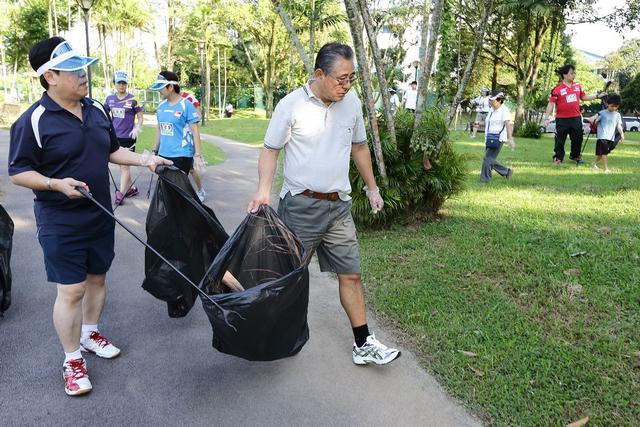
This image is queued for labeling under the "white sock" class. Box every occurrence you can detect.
[64,348,83,363]
[81,324,98,339]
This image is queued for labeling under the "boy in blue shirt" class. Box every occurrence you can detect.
[150,71,206,202]
[590,94,624,173]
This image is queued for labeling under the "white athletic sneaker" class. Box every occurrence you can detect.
[352,334,401,366]
[63,358,92,396]
[196,188,206,203]
[591,163,599,170]
[80,331,121,359]
[604,169,613,174]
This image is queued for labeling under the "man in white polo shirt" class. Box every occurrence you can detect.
[247,42,400,366]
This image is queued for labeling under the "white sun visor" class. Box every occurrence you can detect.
[149,74,179,91]
[36,41,98,76]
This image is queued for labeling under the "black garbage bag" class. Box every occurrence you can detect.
[0,204,14,315]
[142,167,228,317]
[200,204,310,361]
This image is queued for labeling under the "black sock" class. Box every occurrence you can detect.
[353,324,370,347]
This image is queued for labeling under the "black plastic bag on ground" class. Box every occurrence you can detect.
[200,205,310,361]
[0,204,14,315]
[142,167,228,317]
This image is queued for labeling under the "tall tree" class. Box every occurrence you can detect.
[344,0,387,181]
[357,0,396,145]
[446,0,493,125]
[271,0,314,77]
[413,0,443,126]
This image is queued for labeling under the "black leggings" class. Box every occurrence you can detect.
[554,116,583,161]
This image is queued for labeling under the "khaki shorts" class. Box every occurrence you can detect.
[277,192,361,274]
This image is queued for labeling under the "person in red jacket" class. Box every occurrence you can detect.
[543,64,605,164]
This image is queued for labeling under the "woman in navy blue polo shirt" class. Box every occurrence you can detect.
[8,37,171,396]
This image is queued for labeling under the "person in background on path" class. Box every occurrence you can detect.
[180,90,206,201]
[247,42,401,366]
[403,80,418,112]
[589,94,624,173]
[543,64,605,165]
[470,87,491,139]
[150,71,206,202]
[480,91,515,182]
[104,70,144,206]
[224,103,234,118]
[389,88,400,115]
[8,37,171,396]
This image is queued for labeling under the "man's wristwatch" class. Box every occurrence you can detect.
[46,177,53,190]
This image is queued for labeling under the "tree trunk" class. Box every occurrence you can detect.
[446,0,493,125]
[491,19,502,91]
[167,0,175,69]
[206,50,211,118]
[271,0,314,78]
[223,50,227,111]
[99,26,109,93]
[357,0,397,145]
[416,0,431,80]
[515,75,526,128]
[53,0,59,34]
[217,47,222,118]
[344,0,387,181]
[48,1,53,37]
[414,0,444,127]
[310,0,315,58]
[265,20,277,118]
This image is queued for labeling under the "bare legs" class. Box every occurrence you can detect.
[53,274,106,352]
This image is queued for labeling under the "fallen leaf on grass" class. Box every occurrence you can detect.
[469,366,484,377]
[464,272,473,278]
[436,263,445,269]
[457,350,477,357]
[563,268,582,277]
[595,226,611,234]
[634,351,640,358]
[566,416,589,427]
[570,251,587,257]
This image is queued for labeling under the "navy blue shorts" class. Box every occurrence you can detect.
[38,229,115,284]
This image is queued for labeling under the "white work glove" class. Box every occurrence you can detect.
[507,139,516,150]
[129,125,142,139]
[194,155,206,173]
[364,186,384,214]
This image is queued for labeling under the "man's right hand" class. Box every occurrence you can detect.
[543,118,550,127]
[53,177,89,199]
[247,192,270,213]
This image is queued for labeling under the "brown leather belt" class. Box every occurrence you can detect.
[302,189,339,201]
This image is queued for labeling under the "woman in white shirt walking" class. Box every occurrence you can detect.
[481,91,515,182]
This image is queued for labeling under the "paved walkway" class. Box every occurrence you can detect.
[0,129,480,426]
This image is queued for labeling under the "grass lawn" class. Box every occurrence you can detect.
[359,132,640,425]
[200,108,269,146]
[136,124,225,166]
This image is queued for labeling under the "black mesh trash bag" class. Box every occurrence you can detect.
[142,167,228,317]
[200,205,310,361]
[0,204,14,316]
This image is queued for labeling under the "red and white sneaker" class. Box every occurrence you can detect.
[80,331,121,359]
[63,358,92,396]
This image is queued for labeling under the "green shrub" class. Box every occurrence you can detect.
[515,120,542,139]
[350,108,466,227]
